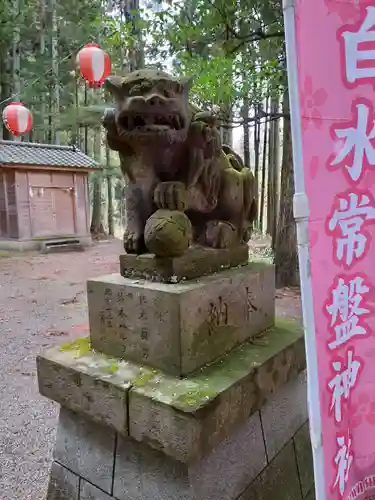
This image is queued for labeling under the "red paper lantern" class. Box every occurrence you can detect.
[2,102,33,136]
[76,43,112,88]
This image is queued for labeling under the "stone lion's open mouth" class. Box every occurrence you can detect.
[118,113,184,132]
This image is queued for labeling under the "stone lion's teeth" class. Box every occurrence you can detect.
[173,115,181,129]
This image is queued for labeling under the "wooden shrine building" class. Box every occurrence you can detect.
[0,140,99,251]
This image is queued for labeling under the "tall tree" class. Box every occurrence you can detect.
[90,125,104,235]
[39,0,47,143]
[0,18,12,140]
[48,0,60,143]
[274,91,298,287]
[12,0,21,142]
[259,97,269,231]
[242,97,250,167]
[267,97,280,247]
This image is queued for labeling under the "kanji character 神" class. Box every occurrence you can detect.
[326,276,370,350]
[330,102,375,182]
[328,192,375,267]
[340,6,375,85]
[333,431,353,496]
[328,349,361,424]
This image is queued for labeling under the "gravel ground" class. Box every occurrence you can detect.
[0,238,301,500]
[0,240,122,500]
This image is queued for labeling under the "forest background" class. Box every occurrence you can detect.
[0,0,297,286]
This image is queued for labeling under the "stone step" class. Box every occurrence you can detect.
[86,262,275,376]
[40,238,84,254]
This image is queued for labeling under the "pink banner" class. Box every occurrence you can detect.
[295,0,375,498]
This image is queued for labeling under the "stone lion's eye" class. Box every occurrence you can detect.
[163,89,172,98]
[129,85,141,95]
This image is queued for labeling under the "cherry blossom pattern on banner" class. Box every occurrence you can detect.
[325,0,361,24]
[309,229,319,249]
[337,5,375,91]
[294,0,301,21]
[309,156,319,180]
[328,98,375,185]
[351,393,375,429]
[300,75,328,130]
[326,190,375,269]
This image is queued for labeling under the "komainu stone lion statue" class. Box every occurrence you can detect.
[102,68,257,256]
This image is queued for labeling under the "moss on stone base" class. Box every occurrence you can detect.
[60,337,91,357]
[38,317,305,463]
[45,316,303,414]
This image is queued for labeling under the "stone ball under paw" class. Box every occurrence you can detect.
[144,209,192,257]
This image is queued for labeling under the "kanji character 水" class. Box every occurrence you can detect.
[330,102,375,182]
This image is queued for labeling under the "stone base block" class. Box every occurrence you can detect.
[119,244,249,283]
[37,318,305,464]
[45,371,313,500]
[46,462,79,500]
[87,262,275,376]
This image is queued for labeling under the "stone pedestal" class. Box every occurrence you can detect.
[37,248,314,500]
[87,262,275,376]
[46,375,313,500]
[119,244,249,283]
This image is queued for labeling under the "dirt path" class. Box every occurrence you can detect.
[0,239,301,500]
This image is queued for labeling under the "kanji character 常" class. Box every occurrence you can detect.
[328,192,375,267]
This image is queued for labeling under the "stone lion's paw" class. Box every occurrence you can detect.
[204,221,237,249]
[154,182,187,211]
[123,230,145,254]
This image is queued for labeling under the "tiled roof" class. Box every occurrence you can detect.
[0,140,99,169]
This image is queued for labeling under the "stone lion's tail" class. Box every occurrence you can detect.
[221,144,257,224]
[222,145,244,172]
